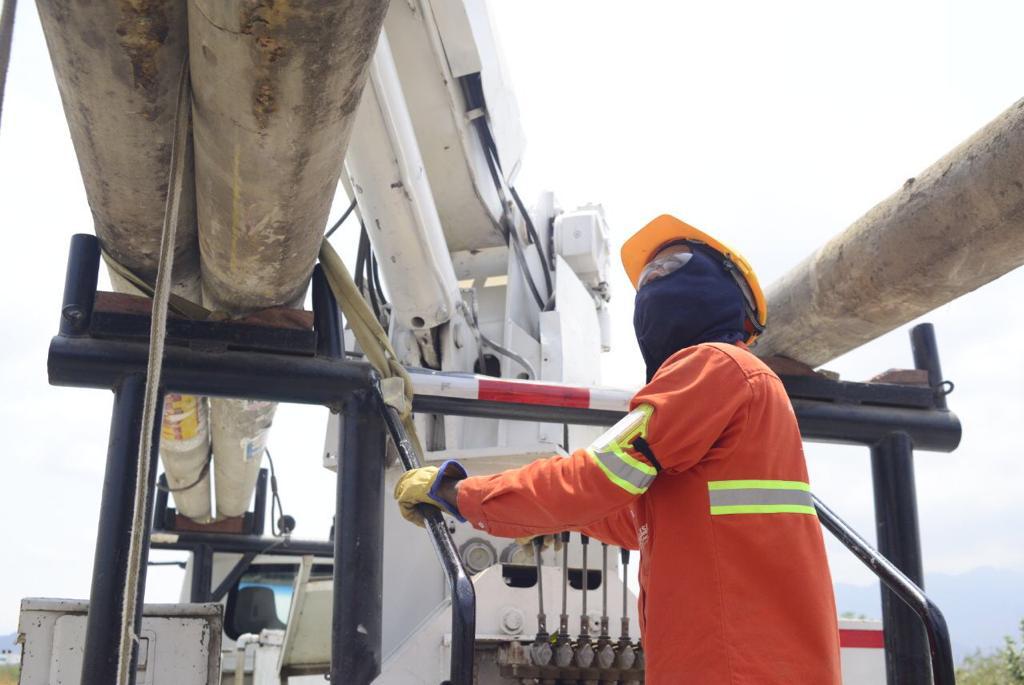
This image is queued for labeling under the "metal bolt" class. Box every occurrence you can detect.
[61,304,86,329]
[500,607,525,635]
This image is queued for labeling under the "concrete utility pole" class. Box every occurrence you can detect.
[756,97,1024,368]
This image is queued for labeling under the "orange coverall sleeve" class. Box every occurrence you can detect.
[456,450,642,547]
[456,345,751,543]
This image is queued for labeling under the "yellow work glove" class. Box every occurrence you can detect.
[515,534,564,557]
[393,460,468,527]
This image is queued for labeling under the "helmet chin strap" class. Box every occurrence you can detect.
[681,242,764,338]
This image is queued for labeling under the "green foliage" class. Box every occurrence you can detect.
[957,620,1024,685]
[1006,620,1024,683]
[958,649,1014,684]
[839,611,868,620]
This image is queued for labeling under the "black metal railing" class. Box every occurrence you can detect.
[50,235,478,685]
[814,495,955,685]
[379,404,476,685]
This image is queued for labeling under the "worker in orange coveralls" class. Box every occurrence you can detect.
[395,214,842,683]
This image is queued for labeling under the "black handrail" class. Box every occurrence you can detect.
[378,402,476,685]
[813,494,955,685]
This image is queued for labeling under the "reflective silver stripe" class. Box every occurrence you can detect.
[708,488,814,508]
[591,449,656,492]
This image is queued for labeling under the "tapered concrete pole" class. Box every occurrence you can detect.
[37,0,213,520]
[756,98,1024,368]
[36,0,201,300]
[188,0,389,314]
[188,0,389,518]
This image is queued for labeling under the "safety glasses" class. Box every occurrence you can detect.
[637,245,693,289]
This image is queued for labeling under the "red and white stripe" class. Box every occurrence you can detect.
[408,369,633,412]
[839,628,885,649]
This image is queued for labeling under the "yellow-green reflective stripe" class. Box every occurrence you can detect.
[710,504,817,516]
[709,488,813,508]
[707,479,816,516]
[587,449,650,495]
[591,404,654,454]
[614,445,657,476]
[707,479,811,492]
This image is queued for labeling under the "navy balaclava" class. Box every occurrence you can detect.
[633,246,747,382]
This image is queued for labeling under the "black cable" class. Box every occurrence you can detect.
[353,222,381,321]
[360,222,389,323]
[477,136,549,312]
[509,228,548,311]
[370,252,388,306]
[469,96,555,304]
[460,75,553,312]
[157,447,212,493]
[510,184,554,307]
[363,239,382,322]
[264,448,293,537]
[354,227,369,291]
[148,560,188,569]
[324,198,357,239]
[473,117,506,201]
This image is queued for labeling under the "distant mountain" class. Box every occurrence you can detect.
[835,567,1024,660]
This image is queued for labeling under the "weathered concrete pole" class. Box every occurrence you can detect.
[36,0,202,301]
[37,0,214,521]
[188,0,389,314]
[187,0,390,518]
[755,98,1024,368]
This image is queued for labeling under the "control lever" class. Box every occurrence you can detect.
[530,537,553,666]
[595,542,615,669]
[616,548,636,670]
[575,534,595,668]
[554,531,574,668]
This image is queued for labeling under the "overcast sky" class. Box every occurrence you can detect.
[2,0,1023,638]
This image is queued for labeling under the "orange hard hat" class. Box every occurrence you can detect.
[621,214,768,343]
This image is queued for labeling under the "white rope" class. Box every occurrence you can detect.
[116,58,191,684]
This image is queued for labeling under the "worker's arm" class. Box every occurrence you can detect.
[406,345,751,537]
[435,459,640,548]
[580,507,640,550]
[454,448,645,539]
